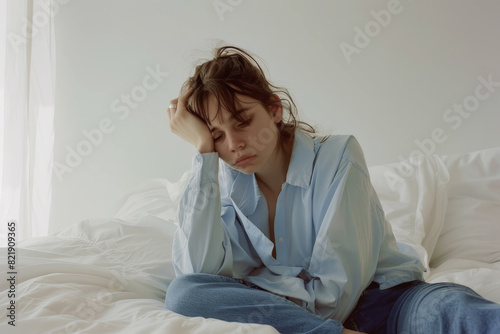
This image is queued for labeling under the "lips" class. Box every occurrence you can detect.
[235,155,256,167]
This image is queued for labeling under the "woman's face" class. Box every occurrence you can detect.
[205,94,283,175]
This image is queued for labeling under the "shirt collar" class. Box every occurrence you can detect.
[229,172,261,217]
[285,129,316,189]
[227,129,316,216]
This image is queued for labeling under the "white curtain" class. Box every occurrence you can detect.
[0,0,56,245]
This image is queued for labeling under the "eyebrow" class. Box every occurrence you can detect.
[209,107,251,133]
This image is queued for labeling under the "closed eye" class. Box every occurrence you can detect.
[237,117,252,128]
[213,133,224,142]
[211,114,253,142]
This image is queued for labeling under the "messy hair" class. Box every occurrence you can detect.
[184,45,316,151]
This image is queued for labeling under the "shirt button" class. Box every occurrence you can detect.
[279,237,284,243]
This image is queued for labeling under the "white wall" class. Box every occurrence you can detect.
[50,0,500,233]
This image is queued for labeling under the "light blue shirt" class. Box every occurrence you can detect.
[172,130,424,322]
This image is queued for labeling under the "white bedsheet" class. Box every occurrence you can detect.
[0,216,278,334]
[427,259,500,304]
[1,146,499,333]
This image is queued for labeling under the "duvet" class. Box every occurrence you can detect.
[1,146,499,333]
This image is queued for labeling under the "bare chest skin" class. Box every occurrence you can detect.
[259,186,279,259]
[254,137,293,259]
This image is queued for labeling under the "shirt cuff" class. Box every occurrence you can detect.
[191,152,219,186]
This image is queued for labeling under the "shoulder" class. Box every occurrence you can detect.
[314,134,369,177]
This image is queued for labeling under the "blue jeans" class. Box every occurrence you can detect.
[164,273,500,333]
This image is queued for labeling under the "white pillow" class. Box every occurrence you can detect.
[430,147,500,267]
[369,154,449,274]
[114,171,190,224]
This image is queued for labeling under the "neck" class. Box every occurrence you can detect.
[255,138,293,194]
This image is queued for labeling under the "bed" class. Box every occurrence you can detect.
[1,146,499,333]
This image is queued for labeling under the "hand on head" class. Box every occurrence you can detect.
[167,85,215,154]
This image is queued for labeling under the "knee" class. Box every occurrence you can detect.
[167,273,215,294]
[164,274,213,310]
[164,273,236,316]
[167,273,236,293]
[393,282,484,332]
[417,283,479,310]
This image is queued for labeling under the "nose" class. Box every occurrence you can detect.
[227,131,245,152]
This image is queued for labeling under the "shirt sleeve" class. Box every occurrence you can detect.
[304,136,422,321]
[172,152,234,276]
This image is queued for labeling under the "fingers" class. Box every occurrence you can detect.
[169,97,179,107]
[167,96,178,120]
[167,84,194,122]
[168,85,193,111]
[179,80,192,95]
[178,86,194,109]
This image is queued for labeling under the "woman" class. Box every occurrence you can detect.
[165,46,500,334]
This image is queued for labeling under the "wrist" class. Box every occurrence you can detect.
[197,141,214,154]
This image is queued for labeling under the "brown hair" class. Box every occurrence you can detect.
[184,45,316,151]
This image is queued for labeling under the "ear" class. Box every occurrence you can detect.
[269,94,283,124]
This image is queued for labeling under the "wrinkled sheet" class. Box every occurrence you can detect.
[1,146,499,333]
[426,259,500,304]
[0,216,278,334]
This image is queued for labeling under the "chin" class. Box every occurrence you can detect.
[239,168,256,175]
[228,163,258,175]
[235,166,256,175]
